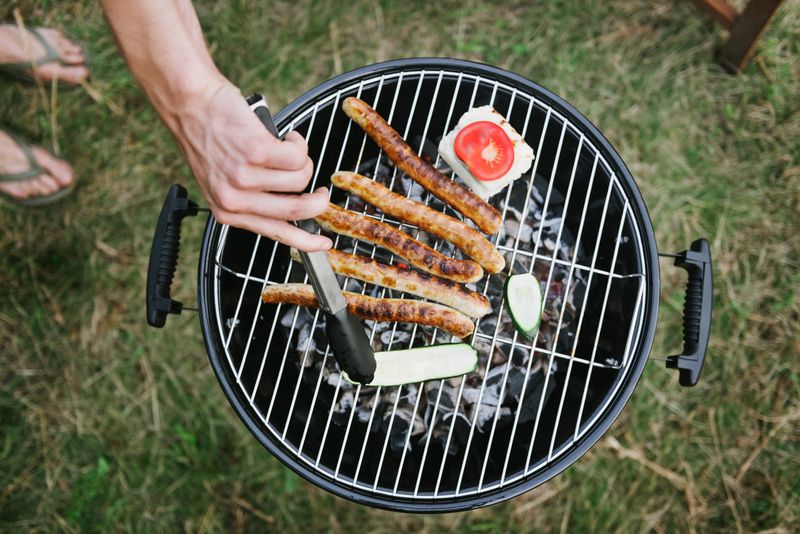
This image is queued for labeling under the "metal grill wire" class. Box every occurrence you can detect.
[209,69,647,500]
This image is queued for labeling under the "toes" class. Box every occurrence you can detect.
[31,147,74,187]
[59,65,89,84]
[40,28,83,56]
[35,63,89,84]
[34,28,88,76]
[0,181,29,199]
[59,46,86,65]
[0,172,67,200]
[38,174,61,195]
[20,178,45,198]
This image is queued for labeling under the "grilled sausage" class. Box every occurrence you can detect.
[314,203,483,284]
[342,96,503,235]
[261,283,475,339]
[331,171,505,273]
[290,247,490,318]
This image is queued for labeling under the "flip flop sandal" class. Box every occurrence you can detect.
[0,24,90,90]
[0,128,74,207]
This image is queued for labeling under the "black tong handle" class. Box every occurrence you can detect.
[247,94,281,139]
[145,95,275,329]
[247,94,376,385]
[665,238,713,387]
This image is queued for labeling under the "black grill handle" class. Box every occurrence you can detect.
[145,94,269,329]
[664,238,713,387]
[146,184,198,327]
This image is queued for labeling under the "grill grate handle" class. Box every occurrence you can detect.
[664,238,713,386]
[146,184,198,327]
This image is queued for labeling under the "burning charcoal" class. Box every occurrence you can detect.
[446,376,462,388]
[327,372,341,387]
[472,337,492,358]
[504,218,534,249]
[461,383,482,406]
[476,314,498,338]
[472,403,513,433]
[507,345,530,367]
[491,346,508,366]
[356,394,377,424]
[339,276,363,294]
[338,390,354,413]
[463,364,505,433]
[502,204,525,223]
[399,174,426,201]
[380,329,411,347]
[356,158,388,181]
[423,381,459,429]
[384,406,425,455]
[516,367,556,424]
[413,135,440,163]
[280,306,298,328]
[347,196,367,212]
[364,283,381,298]
[500,312,520,339]
[403,383,419,405]
[541,236,557,252]
[435,410,471,455]
[508,255,532,274]
[484,363,508,391]
[537,322,555,351]
[271,170,590,454]
[314,332,329,356]
[505,367,526,400]
[296,323,317,357]
[530,184,545,205]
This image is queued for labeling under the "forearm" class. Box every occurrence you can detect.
[100,0,332,250]
[99,0,225,129]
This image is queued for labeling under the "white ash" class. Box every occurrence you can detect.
[277,165,587,458]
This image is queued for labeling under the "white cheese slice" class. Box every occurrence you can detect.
[438,106,534,199]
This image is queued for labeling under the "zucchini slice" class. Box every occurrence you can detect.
[342,343,477,387]
[505,273,543,340]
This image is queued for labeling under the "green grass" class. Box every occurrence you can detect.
[2,0,798,532]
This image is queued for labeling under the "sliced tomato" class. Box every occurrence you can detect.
[454,121,514,181]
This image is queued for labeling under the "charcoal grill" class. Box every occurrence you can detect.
[146,58,712,512]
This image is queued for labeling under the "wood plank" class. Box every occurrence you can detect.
[720,0,785,72]
[689,0,739,29]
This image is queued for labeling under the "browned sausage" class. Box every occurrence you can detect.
[290,247,490,318]
[331,171,505,273]
[314,203,483,284]
[341,96,503,235]
[261,283,475,339]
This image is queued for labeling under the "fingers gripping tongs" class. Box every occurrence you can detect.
[246,94,376,385]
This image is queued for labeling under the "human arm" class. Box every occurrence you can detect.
[99,0,332,251]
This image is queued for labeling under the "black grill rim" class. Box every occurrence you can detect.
[197,57,661,512]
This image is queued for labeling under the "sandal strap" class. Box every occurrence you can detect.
[0,24,62,71]
[0,129,44,182]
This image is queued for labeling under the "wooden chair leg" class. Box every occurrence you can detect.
[689,0,738,29]
[719,0,784,73]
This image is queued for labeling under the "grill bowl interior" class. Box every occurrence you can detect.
[198,59,658,511]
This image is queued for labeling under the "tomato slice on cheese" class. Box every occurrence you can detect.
[453,121,515,181]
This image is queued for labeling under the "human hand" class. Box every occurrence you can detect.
[170,79,332,251]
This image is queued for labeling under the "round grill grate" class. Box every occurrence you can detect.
[197,59,659,511]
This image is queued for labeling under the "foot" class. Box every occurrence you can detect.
[0,25,89,84]
[0,130,74,200]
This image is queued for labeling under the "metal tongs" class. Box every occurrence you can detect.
[246,94,376,385]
